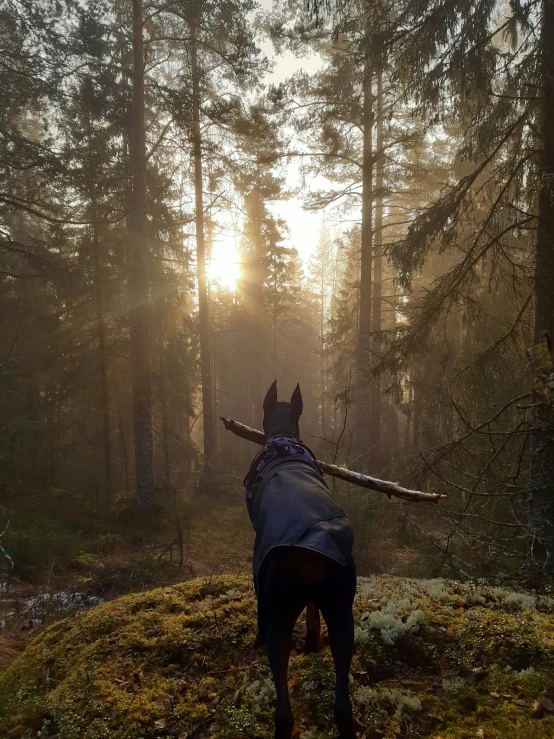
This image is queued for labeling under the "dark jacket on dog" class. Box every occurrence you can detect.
[244,436,353,580]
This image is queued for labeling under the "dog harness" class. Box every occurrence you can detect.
[244,434,321,496]
[244,436,353,581]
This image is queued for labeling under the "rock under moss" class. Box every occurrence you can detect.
[1,575,554,738]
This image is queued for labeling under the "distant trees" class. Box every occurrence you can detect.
[289,0,554,581]
[190,19,215,469]
[159,0,265,469]
[283,0,428,473]
[356,7,374,473]
[2,0,554,585]
[128,0,155,506]
[527,0,554,583]
[380,0,553,582]
[0,1,195,503]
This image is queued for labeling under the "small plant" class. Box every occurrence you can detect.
[355,605,424,646]
[222,707,260,738]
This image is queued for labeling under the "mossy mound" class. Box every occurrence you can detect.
[1,575,554,738]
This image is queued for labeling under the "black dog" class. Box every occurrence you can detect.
[244,381,356,739]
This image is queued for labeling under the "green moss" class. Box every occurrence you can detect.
[1,575,554,738]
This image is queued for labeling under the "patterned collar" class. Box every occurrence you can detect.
[243,434,321,488]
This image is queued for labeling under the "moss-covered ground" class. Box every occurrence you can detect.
[1,574,554,739]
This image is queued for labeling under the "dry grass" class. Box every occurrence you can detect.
[0,632,26,673]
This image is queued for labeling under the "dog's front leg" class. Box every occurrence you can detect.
[305,601,323,652]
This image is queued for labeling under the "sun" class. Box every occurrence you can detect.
[206,240,240,291]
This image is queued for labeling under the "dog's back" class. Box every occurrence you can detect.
[249,460,353,580]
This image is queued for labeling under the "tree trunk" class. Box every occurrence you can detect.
[155,271,171,493]
[191,23,215,470]
[369,70,383,473]
[251,169,264,429]
[320,254,326,439]
[527,0,554,584]
[128,0,155,506]
[354,16,373,471]
[412,374,421,453]
[206,202,219,457]
[84,78,112,498]
[404,379,413,454]
[114,382,130,496]
[91,190,112,498]
[388,282,399,456]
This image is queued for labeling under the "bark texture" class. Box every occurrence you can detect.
[191,23,215,467]
[369,70,383,473]
[354,17,373,471]
[527,0,554,583]
[128,0,154,505]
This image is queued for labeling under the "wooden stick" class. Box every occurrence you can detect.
[220,417,445,503]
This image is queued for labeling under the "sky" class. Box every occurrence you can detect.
[209,2,329,286]
[258,0,325,265]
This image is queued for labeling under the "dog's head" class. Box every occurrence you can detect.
[262,380,303,440]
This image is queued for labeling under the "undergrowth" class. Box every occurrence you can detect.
[1,575,554,738]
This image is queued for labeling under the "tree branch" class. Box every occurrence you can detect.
[220,417,445,503]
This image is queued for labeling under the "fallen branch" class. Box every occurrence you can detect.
[220,417,445,503]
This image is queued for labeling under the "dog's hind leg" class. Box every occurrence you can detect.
[318,558,357,739]
[261,600,304,739]
[323,605,355,739]
[304,601,323,652]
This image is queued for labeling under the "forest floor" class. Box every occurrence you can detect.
[3,489,551,738]
[1,573,554,738]
[0,488,253,670]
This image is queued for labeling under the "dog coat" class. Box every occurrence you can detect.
[244,436,353,580]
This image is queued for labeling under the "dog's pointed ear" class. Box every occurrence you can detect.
[291,383,303,417]
[263,380,278,414]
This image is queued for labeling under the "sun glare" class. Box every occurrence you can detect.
[206,240,240,291]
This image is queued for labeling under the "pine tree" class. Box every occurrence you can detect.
[527,0,554,583]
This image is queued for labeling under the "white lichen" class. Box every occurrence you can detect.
[382,688,422,719]
[442,676,465,693]
[516,666,537,679]
[245,678,276,708]
[356,598,424,646]
[354,686,378,706]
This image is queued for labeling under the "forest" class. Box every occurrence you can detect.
[1,0,554,737]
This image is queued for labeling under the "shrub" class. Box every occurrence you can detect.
[3,520,89,578]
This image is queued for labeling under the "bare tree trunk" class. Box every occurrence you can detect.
[527,0,554,584]
[128,0,155,506]
[82,90,113,497]
[84,79,113,499]
[191,23,215,469]
[206,203,219,458]
[156,287,171,493]
[273,284,278,376]
[388,282,399,456]
[27,379,39,486]
[90,190,112,498]
[114,382,130,496]
[369,70,383,473]
[388,397,399,455]
[404,379,413,454]
[355,15,373,471]
[412,375,421,453]
[252,169,264,429]
[320,254,326,439]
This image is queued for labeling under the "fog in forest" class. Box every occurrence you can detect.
[1,0,554,732]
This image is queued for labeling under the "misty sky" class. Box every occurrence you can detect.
[258,0,325,265]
